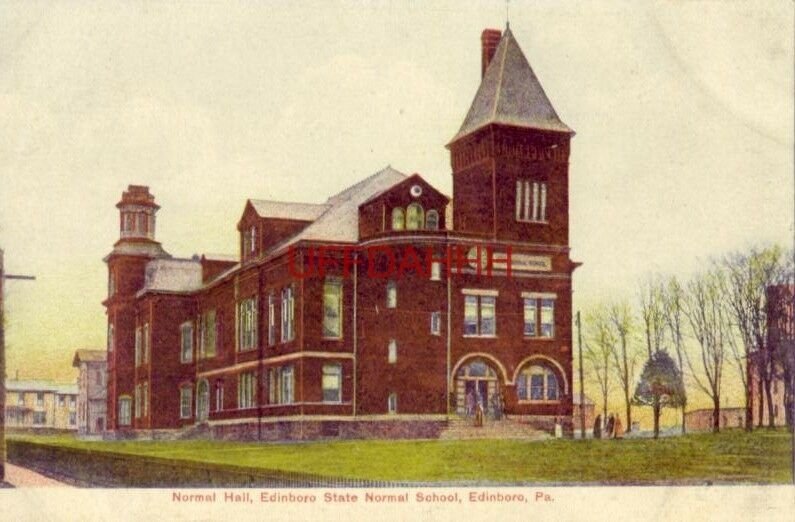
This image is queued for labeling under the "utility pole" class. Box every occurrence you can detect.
[0,248,36,482]
[576,310,585,439]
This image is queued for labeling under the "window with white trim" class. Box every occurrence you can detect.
[406,203,424,230]
[180,322,194,363]
[142,323,150,363]
[281,288,294,342]
[388,339,397,364]
[523,296,555,338]
[322,279,343,339]
[107,323,114,352]
[268,366,294,405]
[430,261,442,281]
[515,180,547,222]
[425,209,439,230]
[142,381,148,417]
[118,396,132,426]
[215,381,224,411]
[386,280,397,308]
[322,364,342,403]
[134,384,141,419]
[238,297,258,351]
[431,311,442,335]
[391,208,405,230]
[199,310,217,358]
[238,372,256,409]
[388,393,397,414]
[463,294,496,336]
[134,326,142,366]
[516,365,559,401]
[268,293,276,346]
[180,386,192,418]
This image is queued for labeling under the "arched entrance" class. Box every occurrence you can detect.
[196,379,209,423]
[454,358,500,416]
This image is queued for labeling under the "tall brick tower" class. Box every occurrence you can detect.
[103,186,169,430]
[448,27,574,244]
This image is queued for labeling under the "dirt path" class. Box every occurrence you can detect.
[4,463,75,488]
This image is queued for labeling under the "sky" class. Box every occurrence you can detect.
[0,1,792,423]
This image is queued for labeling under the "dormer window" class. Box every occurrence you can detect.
[516,180,547,222]
[406,203,424,230]
[391,208,405,230]
[425,210,439,230]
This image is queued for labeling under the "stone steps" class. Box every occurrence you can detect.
[439,418,551,440]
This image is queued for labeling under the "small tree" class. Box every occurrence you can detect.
[633,351,687,439]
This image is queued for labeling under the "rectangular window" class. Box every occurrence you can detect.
[268,366,295,405]
[118,397,131,426]
[143,323,150,363]
[523,298,537,337]
[268,294,276,346]
[17,394,24,406]
[69,412,76,425]
[238,372,256,409]
[107,323,114,352]
[388,340,397,364]
[134,326,142,366]
[516,180,548,223]
[540,299,555,338]
[530,374,544,400]
[33,411,46,425]
[322,279,343,339]
[388,393,397,414]
[180,322,194,362]
[95,371,103,386]
[69,396,76,408]
[36,392,44,407]
[386,280,397,308]
[238,298,258,351]
[134,384,141,418]
[200,310,217,358]
[430,262,441,281]
[431,311,442,335]
[215,382,224,411]
[463,294,496,337]
[281,288,294,342]
[322,364,342,403]
[58,395,65,407]
[180,387,192,418]
[142,382,148,417]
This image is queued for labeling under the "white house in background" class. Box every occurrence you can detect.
[72,349,108,435]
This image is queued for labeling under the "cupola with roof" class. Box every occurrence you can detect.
[448,26,574,245]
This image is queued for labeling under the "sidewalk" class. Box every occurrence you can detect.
[3,463,74,488]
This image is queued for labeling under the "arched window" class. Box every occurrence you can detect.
[516,365,559,401]
[425,209,439,230]
[406,203,424,230]
[391,208,405,230]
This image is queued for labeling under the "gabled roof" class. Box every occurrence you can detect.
[248,200,330,221]
[274,166,407,250]
[450,26,573,144]
[359,173,450,207]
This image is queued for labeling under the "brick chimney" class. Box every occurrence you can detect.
[481,29,502,78]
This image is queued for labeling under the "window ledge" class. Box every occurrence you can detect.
[463,334,498,339]
[517,399,561,404]
[523,336,556,341]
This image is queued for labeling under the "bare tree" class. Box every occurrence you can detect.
[639,277,667,358]
[681,267,728,433]
[721,246,784,429]
[584,307,616,423]
[662,276,688,434]
[608,300,639,433]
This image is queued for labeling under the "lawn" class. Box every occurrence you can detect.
[9,429,793,484]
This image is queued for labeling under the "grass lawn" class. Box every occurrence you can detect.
[9,429,793,484]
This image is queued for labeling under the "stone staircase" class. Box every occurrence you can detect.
[439,417,552,441]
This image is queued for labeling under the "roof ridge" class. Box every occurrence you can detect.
[249,198,328,206]
[327,166,406,203]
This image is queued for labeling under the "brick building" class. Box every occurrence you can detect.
[72,349,108,435]
[104,27,579,440]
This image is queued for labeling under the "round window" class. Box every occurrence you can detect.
[410,185,422,197]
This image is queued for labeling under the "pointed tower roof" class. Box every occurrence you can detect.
[450,27,573,144]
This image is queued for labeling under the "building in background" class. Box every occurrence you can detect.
[72,349,108,435]
[104,26,578,440]
[4,380,78,432]
[684,407,746,432]
[572,394,595,431]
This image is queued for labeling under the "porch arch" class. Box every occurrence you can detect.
[512,355,569,394]
[450,353,509,386]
